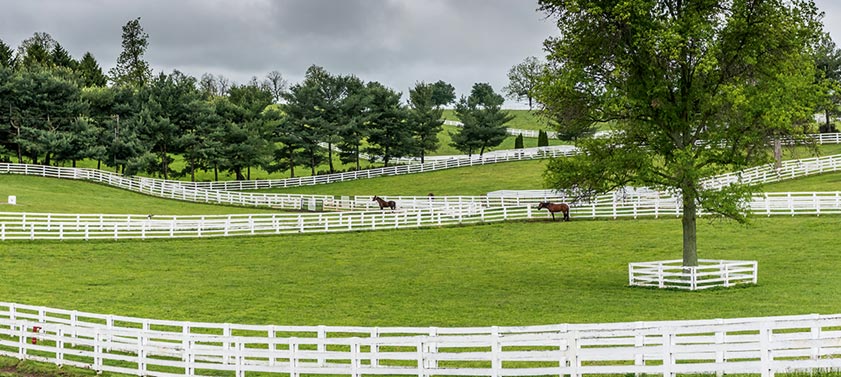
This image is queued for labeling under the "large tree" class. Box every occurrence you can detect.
[536,0,824,266]
[408,82,445,163]
[364,81,412,167]
[109,17,152,88]
[264,70,288,103]
[430,80,456,109]
[451,83,513,157]
[503,56,544,110]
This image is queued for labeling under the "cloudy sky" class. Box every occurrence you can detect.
[1,0,840,108]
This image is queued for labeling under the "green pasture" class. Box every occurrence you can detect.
[760,171,841,192]
[442,109,550,131]
[1,217,840,327]
[0,175,283,215]
[262,160,549,197]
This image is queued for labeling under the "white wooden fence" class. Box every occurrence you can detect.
[3,302,841,377]
[2,191,840,240]
[629,259,758,290]
[0,163,332,211]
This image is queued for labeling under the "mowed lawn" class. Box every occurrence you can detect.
[0,174,284,215]
[261,160,549,197]
[1,216,840,327]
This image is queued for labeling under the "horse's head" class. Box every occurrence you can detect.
[536,202,548,210]
[372,196,379,202]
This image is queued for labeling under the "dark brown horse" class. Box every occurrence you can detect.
[537,201,570,221]
[372,196,396,211]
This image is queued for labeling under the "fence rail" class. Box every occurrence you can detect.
[629,259,758,290]
[2,302,841,377]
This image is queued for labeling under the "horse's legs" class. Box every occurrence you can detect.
[551,212,555,221]
[564,211,570,221]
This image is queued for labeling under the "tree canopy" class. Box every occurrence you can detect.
[536,0,825,266]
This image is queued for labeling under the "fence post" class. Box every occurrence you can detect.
[317,325,326,366]
[491,326,501,377]
[662,329,674,377]
[759,323,772,377]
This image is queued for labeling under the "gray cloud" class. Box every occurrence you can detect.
[0,0,837,107]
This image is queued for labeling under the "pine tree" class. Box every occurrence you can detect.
[514,133,524,149]
[77,52,108,87]
[537,130,549,147]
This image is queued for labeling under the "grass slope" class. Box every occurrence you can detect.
[263,160,549,196]
[0,175,284,215]
[1,217,840,327]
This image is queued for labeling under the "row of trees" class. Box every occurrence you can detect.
[1,19,516,181]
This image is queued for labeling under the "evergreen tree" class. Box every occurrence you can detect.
[0,39,15,68]
[430,80,456,109]
[537,130,549,147]
[77,52,108,87]
[514,133,524,149]
[407,82,444,163]
[51,43,76,70]
[364,81,412,167]
[336,75,369,170]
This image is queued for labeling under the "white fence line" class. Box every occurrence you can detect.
[1,191,840,240]
[3,302,841,377]
[0,163,332,211]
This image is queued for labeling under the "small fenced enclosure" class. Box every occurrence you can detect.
[3,302,841,377]
[629,259,758,290]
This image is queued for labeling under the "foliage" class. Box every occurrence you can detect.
[451,83,514,157]
[0,39,13,68]
[430,80,456,108]
[535,0,825,266]
[514,133,524,149]
[537,130,548,147]
[408,82,445,163]
[15,32,56,69]
[503,56,544,110]
[76,52,107,87]
[816,35,841,133]
[109,17,152,88]
[364,81,412,166]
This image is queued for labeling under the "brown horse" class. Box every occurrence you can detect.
[372,196,396,211]
[537,201,570,221]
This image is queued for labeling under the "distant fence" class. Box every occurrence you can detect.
[3,302,841,377]
[2,191,840,240]
[0,163,331,211]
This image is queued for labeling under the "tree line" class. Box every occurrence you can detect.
[0,18,515,181]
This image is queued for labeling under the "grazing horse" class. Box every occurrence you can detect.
[372,196,397,211]
[536,201,570,221]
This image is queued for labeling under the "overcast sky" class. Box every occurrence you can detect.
[1,0,840,108]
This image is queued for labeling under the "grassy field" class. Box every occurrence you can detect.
[262,160,549,196]
[0,175,284,215]
[760,171,841,192]
[442,109,550,131]
[1,216,840,327]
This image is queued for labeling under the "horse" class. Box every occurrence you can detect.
[372,196,397,211]
[536,201,570,221]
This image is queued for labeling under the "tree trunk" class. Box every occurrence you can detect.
[97,160,101,170]
[72,160,76,168]
[328,142,335,174]
[214,164,218,181]
[247,166,251,180]
[288,148,296,178]
[826,108,832,132]
[774,138,782,169]
[190,159,196,182]
[161,145,168,180]
[355,144,360,171]
[681,189,698,267]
